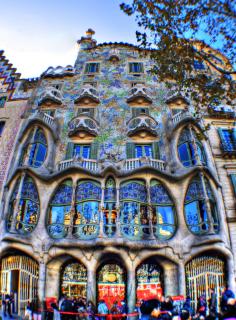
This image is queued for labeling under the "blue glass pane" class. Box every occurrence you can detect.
[34,129,47,145]
[73,145,81,156]
[122,202,139,224]
[21,176,39,203]
[150,182,172,204]
[82,146,90,158]
[50,206,70,224]
[76,201,99,223]
[189,143,196,165]
[34,144,47,167]
[185,178,204,201]
[185,201,201,233]
[76,181,101,201]
[193,60,205,70]
[28,144,37,166]
[51,182,73,205]
[156,206,174,224]
[19,199,39,224]
[120,181,147,202]
[135,146,143,158]
[104,179,116,202]
[178,143,191,167]
[144,145,152,157]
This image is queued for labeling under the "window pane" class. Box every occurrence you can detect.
[129,62,144,73]
[178,143,191,167]
[34,144,47,166]
[73,145,81,157]
[135,146,143,158]
[185,201,200,233]
[50,206,69,224]
[144,145,152,157]
[82,146,90,158]
[156,206,174,224]
[28,144,37,166]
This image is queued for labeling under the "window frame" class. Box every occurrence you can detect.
[84,62,100,74]
[73,144,91,159]
[128,62,144,74]
[135,144,153,158]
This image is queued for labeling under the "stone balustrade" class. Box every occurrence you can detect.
[127,114,159,136]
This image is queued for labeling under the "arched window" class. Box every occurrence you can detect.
[97,263,126,308]
[7,176,40,234]
[136,262,163,301]
[73,180,101,239]
[20,128,47,168]
[178,127,206,167]
[61,261,87,298]
[184,176,219,234]
[150,180,176,239]
[104,177,117,237]
[47,179,73,239]
[120,180,148,240]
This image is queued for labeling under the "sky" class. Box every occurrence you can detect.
[0,0,138,78]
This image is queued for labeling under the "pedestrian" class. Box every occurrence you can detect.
[196,295,206,318]
[182,296,193,316]
[86,300,96,320]
[140,299,160,320]
[208,288,217,318]
[25,301,33,320]
[110,301,120,314]
[97,300,109,320]
[51,303,61,320]
[221,285,235,315]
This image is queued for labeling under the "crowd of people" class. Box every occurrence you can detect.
[1,286,236,320]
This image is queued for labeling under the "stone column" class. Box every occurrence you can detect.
[199,172,214,234]
[189,125,201,166]
[10,172,26,233]
[87,268,96,304]
[127,269,136,313]
[98,186,105,238]
[227,255,236,293]
[38,261,47,306]
[178,261,186,296]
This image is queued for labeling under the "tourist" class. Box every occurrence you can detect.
[196,295,206,318]
[86,300,96,320]
[97,300,109,320]
[140,298,160,320]
[111,301,120,314]
[182,296,193,316]
[58,295,66,310]
[51,303,61,320]
[24,301,33,320]
[208,288,217,318]
[221,285,235,314]
[119,300,128,314]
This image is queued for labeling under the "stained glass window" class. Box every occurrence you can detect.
[61,262,87,298]
[7,175,40,234]
[184,176,219,234]
[120,180,148,240]
[150,180,176,240]
[178,128,206,167]
[47,179,73,239]
[136,263,163,301]
[97,263,126,308]
[73,180,101,239]
[20,128,47,168]
[104,178,117,237]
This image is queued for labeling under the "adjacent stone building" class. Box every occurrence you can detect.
[0,30,235,316]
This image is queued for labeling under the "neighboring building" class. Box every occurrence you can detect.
[0,30,235,316]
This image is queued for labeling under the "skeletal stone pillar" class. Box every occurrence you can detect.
[87,268,96,304]
[178,261,186,296]
[127,269,136,313]
[38,261,47,307]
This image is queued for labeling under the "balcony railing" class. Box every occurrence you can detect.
[172,110,194,124]
[38,86,63,105]
[58,158,99,172]
[124,158,166,172]
[127,114,159,136]
[68,115,99,136]
[75,84,100,104]
[127,84,152,103]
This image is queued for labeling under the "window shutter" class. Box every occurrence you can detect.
[126,142,135,159]
[65,142,74,159]
[90,141,99,159]
[231,174,236,195]
[232,128,236,148]
[152,141,160,159]
[217,128,227,150]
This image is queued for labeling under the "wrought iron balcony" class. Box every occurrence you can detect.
[38,86,63,105]
[75,84,100,104]
[127,114,159,136]
[127,84,152,103]
[43,65,75,77]
[68,115,99,137]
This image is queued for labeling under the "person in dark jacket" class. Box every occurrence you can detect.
[197,295,207,317]
[208,288,217,317]
[140,299,160,320]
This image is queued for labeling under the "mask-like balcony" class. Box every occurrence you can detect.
[43,65,75,78]
[108,49,120,62]
[127,84,152,104]
[68,115,99,137]
[127,114,159,137]
[38,86,63,106]
[75,84,100,104]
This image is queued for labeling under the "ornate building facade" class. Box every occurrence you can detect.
[0,30,236,316]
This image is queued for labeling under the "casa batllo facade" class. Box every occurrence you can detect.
[0,29,236,316]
